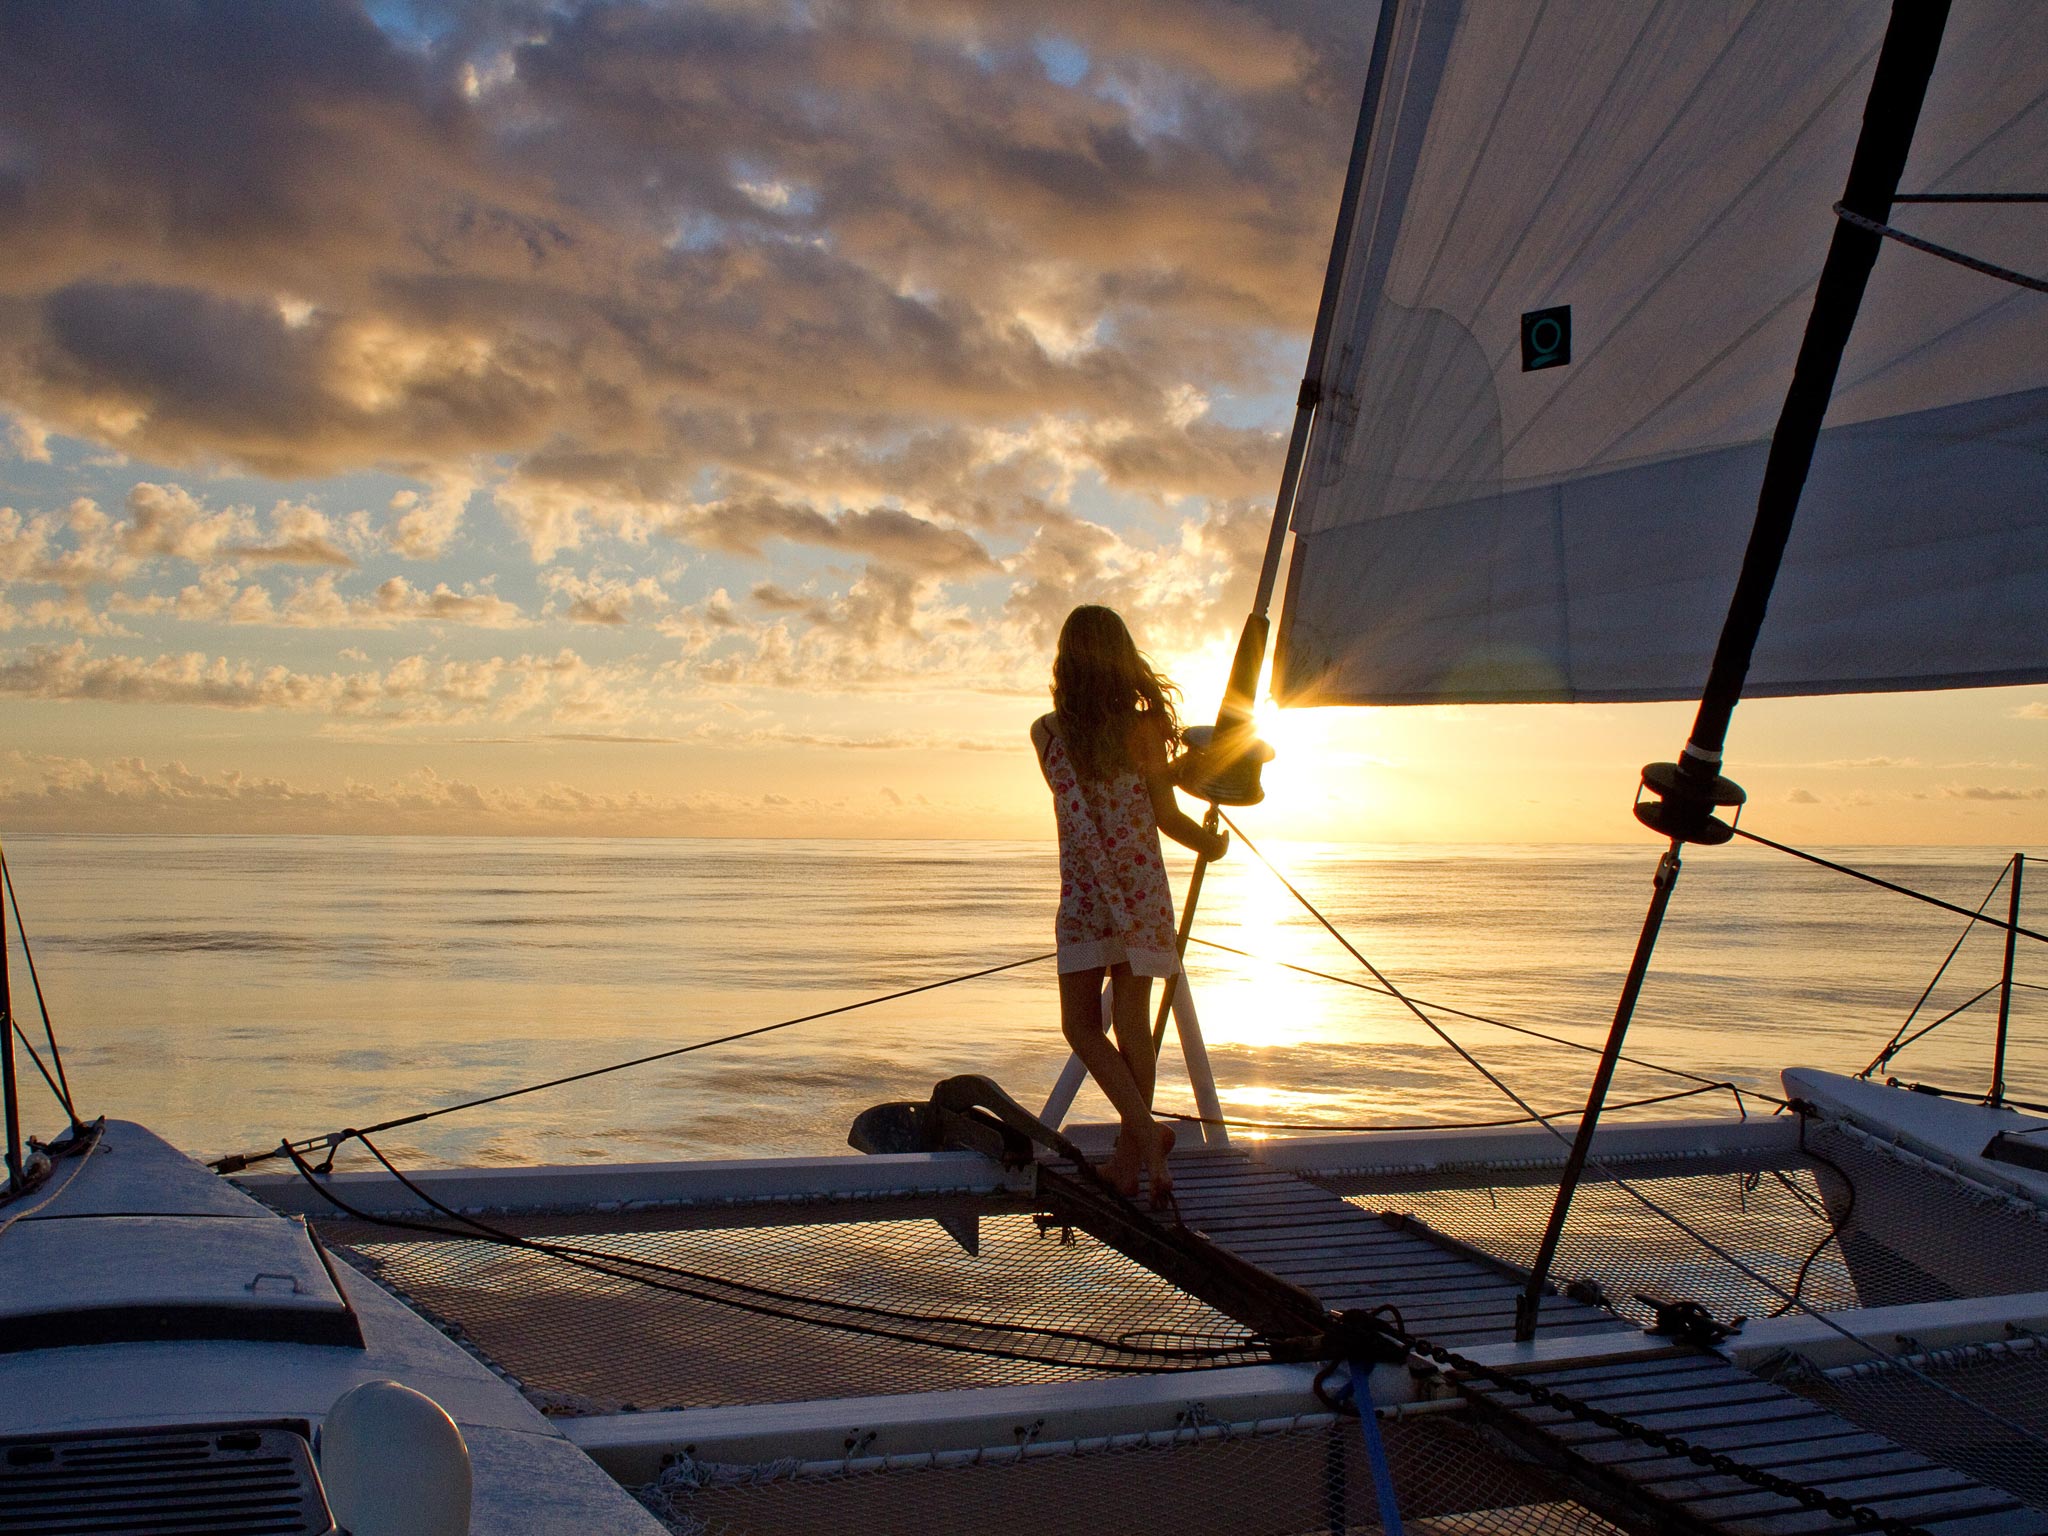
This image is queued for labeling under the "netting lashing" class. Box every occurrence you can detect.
[290,1131,1267,1378]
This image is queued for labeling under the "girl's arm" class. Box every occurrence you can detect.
[1029,714,1056,787]
[1135,717,1228,860]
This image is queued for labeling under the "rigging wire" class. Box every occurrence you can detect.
[7,1012,67,1115]
[1209,813,1574,1143]
[1892,191,2048,202]
[1188,932,1781,1105]
[287,1132,1260,1373]
[1733,828,2048,944]
[1159,1081,1743,1135]
[1215,811,2048,1461]
[0,849,78,1124]
[1861,858,2015,1076]
[238,920,1757,1172]
[1875,1079,2048,1118]
[222,950,1057,1172]
[1833,200,2048,293]
[1881,981,2046,1071]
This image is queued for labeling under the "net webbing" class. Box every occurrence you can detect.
[322,1202,1268,1413]
[632,1412,1631,1536]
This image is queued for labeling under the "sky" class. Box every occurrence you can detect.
[0,0,2043,844]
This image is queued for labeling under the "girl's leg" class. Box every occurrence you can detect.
[1058,965,1158,1193]
[1107,966,1156,1106]
[1109,968,1173,1200]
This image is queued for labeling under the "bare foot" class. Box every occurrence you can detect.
[1145,1122,1175,1208]
[1103,1134,1142,1197]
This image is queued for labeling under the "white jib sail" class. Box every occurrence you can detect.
[1275,1,2048,706]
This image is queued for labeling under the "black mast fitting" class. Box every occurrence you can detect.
[1180,614,1277,808]
[1633,760,1746,846]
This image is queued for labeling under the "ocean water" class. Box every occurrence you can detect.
[2,835,2041,1171]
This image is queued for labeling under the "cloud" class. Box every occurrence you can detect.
[2013,703,2048,720]
[0,0,1353,593]
[2,484,352,594]
[120,482,251,565]
[0,640,621,723]
[226,500,353,566]
[1942,784,2048,802]
[669,499,998,577]
[0,747,966,837]
[387,475,476,559]
[5,415,53,463]
[541,567,669,626]
[285,574,527,629]
[108,570,525,629]
[0,750,704,836]
[1786,788,1820,804]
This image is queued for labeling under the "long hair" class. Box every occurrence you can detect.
[1051,605,1182,780]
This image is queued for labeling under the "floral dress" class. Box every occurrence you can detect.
[1031,713,1180,977]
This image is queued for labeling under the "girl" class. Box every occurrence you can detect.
[1031,606,1228,1206]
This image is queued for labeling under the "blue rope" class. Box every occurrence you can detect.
[1331,1361,1405,1536]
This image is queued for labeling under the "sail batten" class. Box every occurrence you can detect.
[1275,0,2048,708]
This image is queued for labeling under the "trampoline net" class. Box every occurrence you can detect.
[318,1197,1269,1414]
[1761,1335,2048,1515]
[633,1411,1634,1536]
[1312,1123,2048,1333]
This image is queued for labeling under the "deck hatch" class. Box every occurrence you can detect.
[0,1424,336,1535]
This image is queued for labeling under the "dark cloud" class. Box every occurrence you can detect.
[676,498,996,577]
[0,0,1359,543]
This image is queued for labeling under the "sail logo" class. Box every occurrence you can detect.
[1521,306,1571,371]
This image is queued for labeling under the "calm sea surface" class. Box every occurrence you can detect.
[3,836,2042,1170]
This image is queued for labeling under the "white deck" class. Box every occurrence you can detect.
[0,1120,666,1536]
[1787,1068,2048,1205]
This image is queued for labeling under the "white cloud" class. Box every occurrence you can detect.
[387,473,476,559]
[121,482,252,564]
[542,567,670,626]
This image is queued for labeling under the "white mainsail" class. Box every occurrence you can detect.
[1274,1,2048,707]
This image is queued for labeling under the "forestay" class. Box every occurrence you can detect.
[1275,1,2048,707]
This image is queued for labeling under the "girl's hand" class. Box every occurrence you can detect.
[1203,828,1229,862]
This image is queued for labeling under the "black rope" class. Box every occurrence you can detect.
[1834,200,2048,292]
[0,852,77,1124]
[306,1135,1913,1531]
[1160,1081,1743,1134]
[1188,933,1781,1105]
[221,951,1057,1172]
[1770,1111,1857,1319]
[1734,828,2048,943]
[1862,859,2014,1076]
[287,1132,1260,1373]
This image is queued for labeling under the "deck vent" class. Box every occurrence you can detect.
[0,1423,336,1534]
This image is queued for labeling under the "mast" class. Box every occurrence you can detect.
[2,873,20,1194]
[1187,0,1401,807]
[1515,0,1957,1340]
